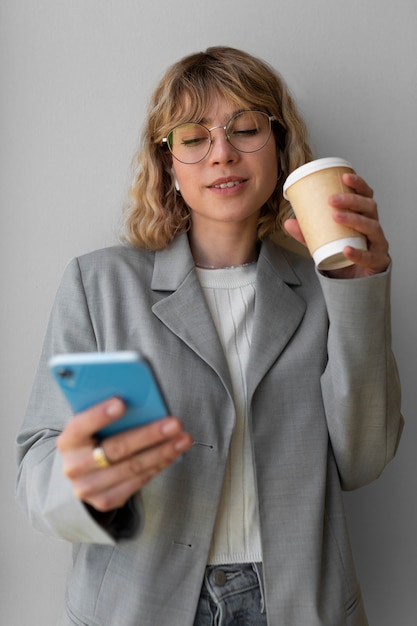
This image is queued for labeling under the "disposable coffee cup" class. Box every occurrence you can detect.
[283,157,367,270]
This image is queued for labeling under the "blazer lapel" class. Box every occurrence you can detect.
[151,235,232,393]
[150,234,306,400]
[247,239,307,399]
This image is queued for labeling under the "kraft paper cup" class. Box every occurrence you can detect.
[283,158,367,270]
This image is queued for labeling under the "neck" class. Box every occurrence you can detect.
[188,223,259,270]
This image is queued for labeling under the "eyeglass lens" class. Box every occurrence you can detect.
[167,111,272,164]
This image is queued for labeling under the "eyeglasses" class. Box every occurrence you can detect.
[162,110,276,164]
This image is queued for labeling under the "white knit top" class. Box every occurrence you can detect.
[196,263,262,565]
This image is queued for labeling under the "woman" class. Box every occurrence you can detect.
[16,46,403,625]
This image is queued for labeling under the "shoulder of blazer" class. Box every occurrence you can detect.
[75,243,154,269]
[261,237,318,287]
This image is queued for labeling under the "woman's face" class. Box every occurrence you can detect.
[171,94,279,232]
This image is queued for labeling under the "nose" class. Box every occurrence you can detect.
[207,126,239,164]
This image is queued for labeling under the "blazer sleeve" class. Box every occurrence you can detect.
[16,257,142,544]
[318,265,404,491]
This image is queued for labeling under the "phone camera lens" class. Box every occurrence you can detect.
[58,368,73,379]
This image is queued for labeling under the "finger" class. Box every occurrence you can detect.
[341,172,374,198]
[57,398,126,450]
[333,210,389,264]
[82,475,151,512]
[61,445,97,478]
[332,207,384,241]
[72,432,193,508]
[329,192,378,219]
[62,416,189,477]
[101,416,187,465]
[340,245,390,275]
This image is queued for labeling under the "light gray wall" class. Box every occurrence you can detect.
[1,1,416,624]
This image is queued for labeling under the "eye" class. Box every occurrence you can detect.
[182,136,208,147]
[174,124,209,149]
[232,126,260,136]
[229,112,263,138]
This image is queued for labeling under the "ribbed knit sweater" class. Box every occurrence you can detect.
[196,263,262,565]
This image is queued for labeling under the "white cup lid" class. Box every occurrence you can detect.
[283,157,353,199]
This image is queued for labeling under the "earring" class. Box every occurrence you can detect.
[171,168,180,192]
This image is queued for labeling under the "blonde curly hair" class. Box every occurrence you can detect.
[122,46,313,250]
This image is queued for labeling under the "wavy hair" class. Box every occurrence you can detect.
[122,46,313,250]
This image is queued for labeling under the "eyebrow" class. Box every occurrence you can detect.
[199,107,249,126]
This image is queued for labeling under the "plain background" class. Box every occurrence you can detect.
[1,1,416,624]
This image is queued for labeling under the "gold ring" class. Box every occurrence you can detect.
[92,445,111,469]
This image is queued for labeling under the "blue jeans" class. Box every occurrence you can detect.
[193,563,267,626]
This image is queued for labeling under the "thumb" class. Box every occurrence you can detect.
[283,218,307,247]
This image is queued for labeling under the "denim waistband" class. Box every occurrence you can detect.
[203,562,265,613]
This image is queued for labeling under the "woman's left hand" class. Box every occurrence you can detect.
[284,172,391,279]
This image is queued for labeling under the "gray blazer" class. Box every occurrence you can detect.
[16,235,403,626]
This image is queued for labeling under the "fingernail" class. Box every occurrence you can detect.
[161,418,180,436]
[331,194,343,205]
[333,208,346,220]
[175,436,191,452]
[105,399,124,416]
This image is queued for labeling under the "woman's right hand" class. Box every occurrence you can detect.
[56,398,193,512]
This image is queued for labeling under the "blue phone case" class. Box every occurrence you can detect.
[48,351,168,439]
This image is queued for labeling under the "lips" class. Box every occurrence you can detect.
[208,176,246,189]
[213,181,240,189]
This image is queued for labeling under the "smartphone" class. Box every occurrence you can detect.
[48,351,168,439]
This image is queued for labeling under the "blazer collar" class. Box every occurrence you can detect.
[151,234,195,291]
[151,234,302,292]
